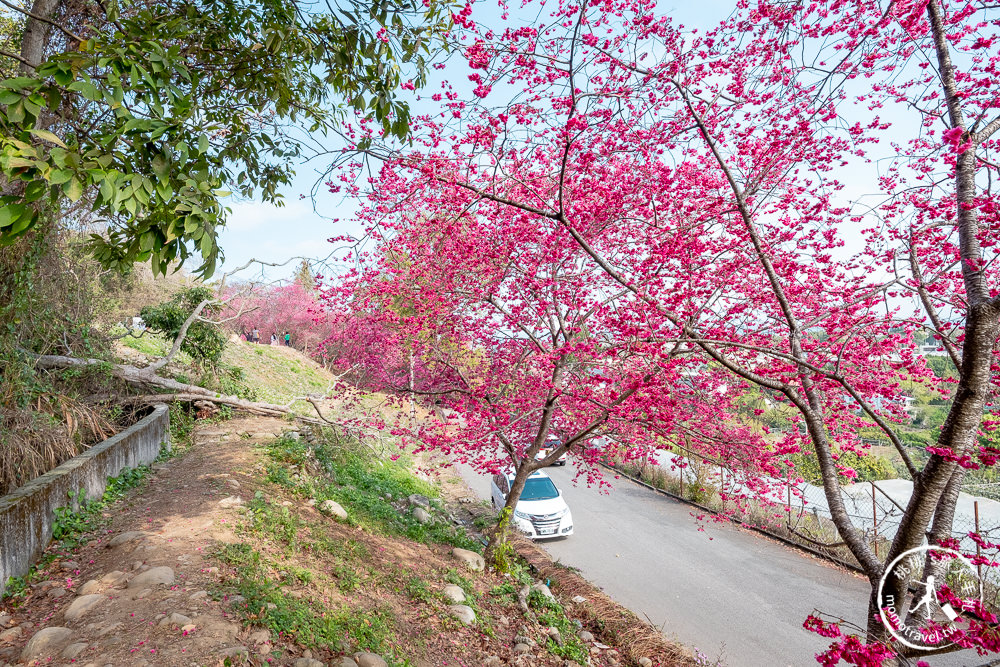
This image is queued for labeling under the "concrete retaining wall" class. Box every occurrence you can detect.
[0,404,169,595]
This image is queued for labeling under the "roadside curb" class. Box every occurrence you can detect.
[599,462,865,576]
[511,534,698,666]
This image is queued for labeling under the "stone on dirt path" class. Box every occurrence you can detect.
[61,642,88,659]
[451,547,484,571]
[64,594,106,622]
[353,652,389,667]
[293,658,326,667]
[449,604,476,625]
[320,499,348,520]
[108,531,148,547]
[21,626,74,661]
[408,494,431,508]
[127,566,174,588]
[442,584,466,603]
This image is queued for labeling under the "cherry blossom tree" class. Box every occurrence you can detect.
[325,0,1000,661]
[322,207,765,562]
[224,282,331,353]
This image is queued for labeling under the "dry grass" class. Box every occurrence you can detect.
[0,396,118,495]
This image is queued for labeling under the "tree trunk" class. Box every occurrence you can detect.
[31,354,335,426]
[484,459,537,569]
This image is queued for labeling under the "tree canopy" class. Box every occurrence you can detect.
[0,0,452,276]
[323,0,1000,661]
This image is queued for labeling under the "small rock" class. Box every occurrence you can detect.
[99,570,126,584]
[158,612,191,627]
[514,635,535,647]
[181,624,197,633]
[225,479,241,490]
[64,594,106,621]
[79,580,100,595]
[47,587,67,598]
[218,495,244,508]
[189,590,208,600]
[21,627,74,661]
[442,584,466,603]
[637,659,653,667]
[95,622,122,637]
[281,500,293,506]
[353,653,388,667]
[320,499,348,520]
[483,658,502,667]
[128,566,174,588]
[0,627,22,642]
[579,630,594,642]
[546,626,560,636]
[449,604,476,625]
[226,594,246,606]
[594,641,610,649]
[413,507,432,524]
[108,531,146,547]
[218,645,249,659]
[61,560,80,572]
[408,494,431,508]
[531,583,554,599]
[293,659,325,667]
[451,547,484,572]
[132,587,153,599]
[571,595,587,603]
[306,499,317,506]
[61,642,88,659]
[514,643,531,654]
[339,659,360,667]
[248,629,270,644]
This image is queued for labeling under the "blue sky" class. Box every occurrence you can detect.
[214,0,734,282]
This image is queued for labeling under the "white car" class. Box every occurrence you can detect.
[534,440,568,466]
[490,470,573,539]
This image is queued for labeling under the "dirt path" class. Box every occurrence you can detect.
[0,417,291,667]
[0,414,687,667]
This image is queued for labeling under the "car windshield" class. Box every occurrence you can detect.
[520,477,559,501]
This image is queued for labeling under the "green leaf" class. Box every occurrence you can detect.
[5,156,38,169]
[23,180,47,203]
[151,154,169,179]
[63,177,84,202]
[198,134,209,154]
[28,128,68,148]
[67,80,102,101]
[0,203,26,228]
[8,211,34,235]
[48,168,74,185]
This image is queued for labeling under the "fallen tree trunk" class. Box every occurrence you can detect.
[32,354,334,426]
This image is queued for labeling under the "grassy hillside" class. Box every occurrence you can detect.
[221,339,337,410]
[118,332,341,415]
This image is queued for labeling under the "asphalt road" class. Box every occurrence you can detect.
[456,463,978,667]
